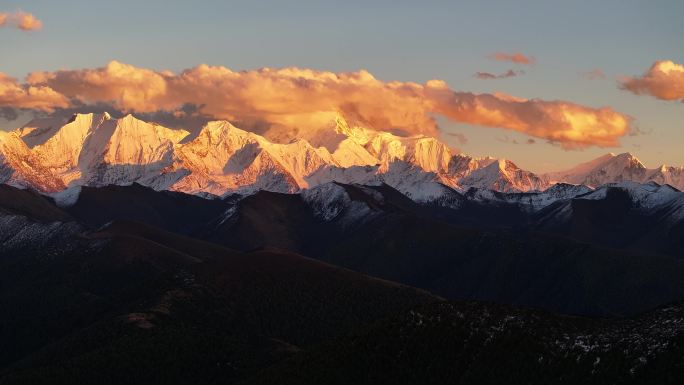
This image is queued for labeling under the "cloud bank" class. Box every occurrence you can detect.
[1,61,633,149]
[0,73,68,111]
[620,60,684,102]
[0,11,42,31]
[426,87,630,149]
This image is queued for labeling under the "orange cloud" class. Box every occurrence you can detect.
[26,61,439,139]
[620,60,684,102]
[488,52,535,65]
[0,11,42,31]
[426,88,631,149]
[0,73,68,111]
[474,69,524,80]
[27,61,170,112]
[5,61,632,149]
[15,11,42,31]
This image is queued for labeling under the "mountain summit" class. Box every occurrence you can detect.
[545,152,684,189]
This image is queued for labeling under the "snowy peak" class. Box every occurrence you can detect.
[364,132,452,174]
[16,116,68,148]
[0,131,65,192]
[194,120,248,143]
[545,152,684,190]
[332,113,373,146]
[20,113,110,181]
[607,152,646,173]
[100,114,189,165]
[10,113,190,189]
[545,152,644,186]
[17,112,112,150]
[327,113,456,173]
[173,120,312,194]
[448,154,497,178]
[460,157,549,192]
[406,137,452,173]
[645,165,684,189]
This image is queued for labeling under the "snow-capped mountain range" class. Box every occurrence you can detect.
[1,112,683,204]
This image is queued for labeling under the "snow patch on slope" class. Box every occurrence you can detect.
[578,181,680,209]
[50,186,82,207]
[302,182,351,221]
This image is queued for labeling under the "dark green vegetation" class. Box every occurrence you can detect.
[2,183,684,384]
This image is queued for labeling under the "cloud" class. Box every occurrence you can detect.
[0,107,19,121]
[25,61,441,139]
[488,52,535,65]
[0,73,68,111]
[0,11,42,31]
[495,135,536,145]
[14,11,42,31]
[474,69,524,80]
[0,61,633,149]
[619,60,684,102]
[427,88,632,149]
[582,69,605,80]
[446,132,468,145]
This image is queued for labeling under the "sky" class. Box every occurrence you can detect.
[1,0,683,172]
